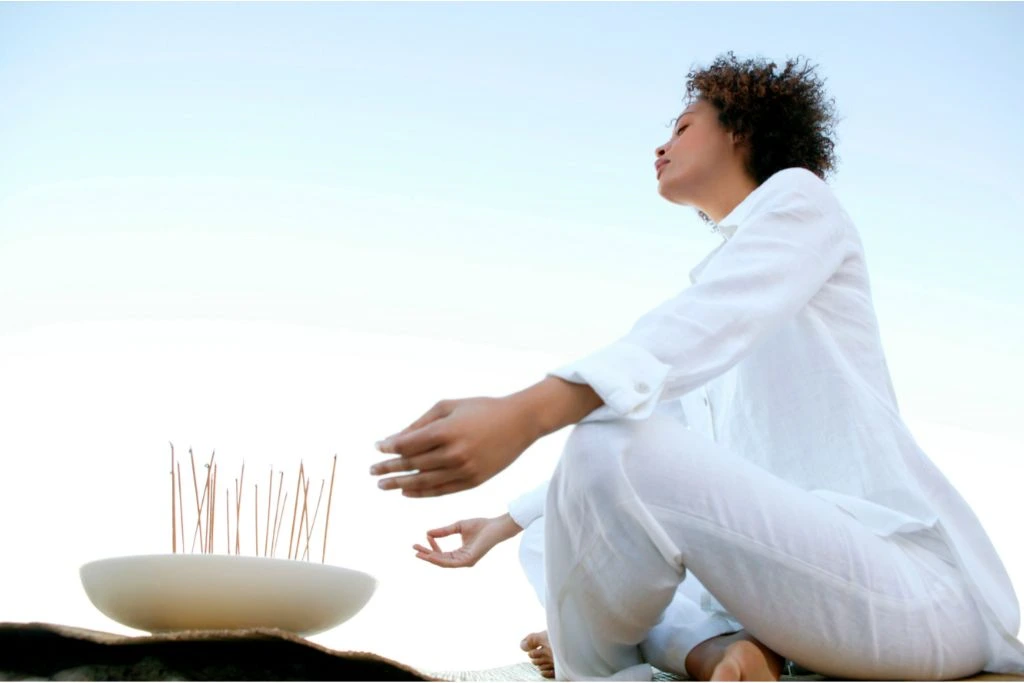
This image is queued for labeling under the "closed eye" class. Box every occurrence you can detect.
[676,125,688,136]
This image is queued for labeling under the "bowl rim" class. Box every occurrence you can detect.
[79,553,377,585]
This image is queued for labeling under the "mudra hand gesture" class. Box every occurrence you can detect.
[413,514,523,568]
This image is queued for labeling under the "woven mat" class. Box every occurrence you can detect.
[425,661,824,681]
[429,663,1024,682]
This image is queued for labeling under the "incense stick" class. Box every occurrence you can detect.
[264,467,273,557]
[205,469,212,553]
[287,462,304,560]
[176,462,185,552]
[192,450,216,553]
[300,474,312,560]
[303,480,325,562]
[294,473,310,560]
[322,454,337,564]
[271,472,284,556]
[272,492,288,557]
[189,449,203,553]
[206,464,214,554]
[235,462,245,555]
[170,443,176,554]
[254,483,259,557]
[225,487,231,554]
[209,464,218,554]
[205,467,212,554]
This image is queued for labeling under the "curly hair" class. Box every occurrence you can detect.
[683,52,840,184]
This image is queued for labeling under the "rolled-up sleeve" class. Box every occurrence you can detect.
[549,169,849,422]
[507,479,550,529]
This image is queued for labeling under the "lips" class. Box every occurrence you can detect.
[655,159,669,177]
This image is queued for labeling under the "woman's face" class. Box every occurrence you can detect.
[654,99,745,207]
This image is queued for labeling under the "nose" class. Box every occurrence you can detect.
[655,142,668,158]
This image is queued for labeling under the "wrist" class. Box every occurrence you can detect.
[508,376,603,439]
[504,384,549,444]
[493,513,524,541]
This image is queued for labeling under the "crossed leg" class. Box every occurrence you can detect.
[519,512,756,680]
[542,413,988,681]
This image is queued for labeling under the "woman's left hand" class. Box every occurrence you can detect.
[369,396,539,498]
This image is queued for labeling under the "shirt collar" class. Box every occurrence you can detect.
[712,180,767,241]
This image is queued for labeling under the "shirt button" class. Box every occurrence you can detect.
[635,382,650,394]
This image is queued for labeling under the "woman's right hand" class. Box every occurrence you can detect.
[413,513,523,568]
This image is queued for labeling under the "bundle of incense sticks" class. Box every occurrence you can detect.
[168,444,338,563]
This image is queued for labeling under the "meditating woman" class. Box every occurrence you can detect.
[370,53,1024,681]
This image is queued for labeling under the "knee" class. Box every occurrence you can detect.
[557,414,714,501]
[561,420,628,464]
[557,419,635,495]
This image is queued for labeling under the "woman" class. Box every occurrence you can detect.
[370,53,1024,681]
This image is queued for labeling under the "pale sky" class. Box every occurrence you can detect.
[0,1,1021,673]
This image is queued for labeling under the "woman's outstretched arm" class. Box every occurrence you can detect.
[369,377,601,497]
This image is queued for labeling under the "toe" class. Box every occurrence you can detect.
[520,631,547,652]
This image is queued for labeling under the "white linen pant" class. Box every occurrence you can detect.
[520,507,744,677]
[521,413,989,681]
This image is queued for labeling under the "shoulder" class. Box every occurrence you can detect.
[722,167,851,242]
[760,167,842,216]
[729,167,853,252]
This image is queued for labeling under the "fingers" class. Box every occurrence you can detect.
[376,401,454,454]
[377,420,449,457]
[401,400,454,434]
[402,478,472,498]
[410,539,442,554]
[413,548,470,568]
[378,463,466,493]
[426,523,461,539]
[413,550,453,568]
[412,536,455,566]
[370,447,450,477]
[372,442,476,495]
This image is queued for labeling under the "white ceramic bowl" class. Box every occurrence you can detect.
[80,554,377,636]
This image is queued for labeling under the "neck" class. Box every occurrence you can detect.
[699,171,759,224]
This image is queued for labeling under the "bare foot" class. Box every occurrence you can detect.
[687,631,784,681]
[710,639,782,681]
[521,630,555,679]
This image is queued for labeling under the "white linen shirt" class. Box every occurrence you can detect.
[509,167,1024,673]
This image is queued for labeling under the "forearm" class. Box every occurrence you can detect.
[508,375,604,440]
